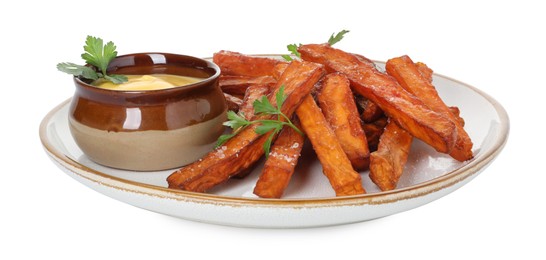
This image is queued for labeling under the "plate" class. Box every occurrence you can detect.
[40,60,509,228]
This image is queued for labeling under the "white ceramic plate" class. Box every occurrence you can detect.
[40,61,509,228]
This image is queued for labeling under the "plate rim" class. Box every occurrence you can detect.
[40,59,510,208]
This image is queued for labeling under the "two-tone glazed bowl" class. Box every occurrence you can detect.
[69,53,227,171]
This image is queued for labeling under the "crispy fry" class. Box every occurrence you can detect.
[167,60,324,192]
[219,75,276,96]
[369,119,413,191]
[223,93,243,112]
[239,84,271,120]
[296,95,365,196]
[362,117,388,152]
[299,43,456,154]
[386,55,473,161]
[213,51,287,77]
[253,119,305,198]
[316,73,370,170]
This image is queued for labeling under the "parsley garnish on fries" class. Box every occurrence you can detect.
[216,85,303,157]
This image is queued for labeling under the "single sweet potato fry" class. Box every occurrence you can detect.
[219,75,276,96]
[296,95,365,196]
[299,43,456,154]
[253,119,305,198]
[167,60,324,192]
[223,93,243,112]
[369,119,413,191]
[213,51,287,77]
[316,73,370,170]
[386,55,473,161]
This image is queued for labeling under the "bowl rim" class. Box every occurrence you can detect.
[73,52,221,94]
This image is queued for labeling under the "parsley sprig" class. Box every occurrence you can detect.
[57,36,128,84]
[216,86,303,157]
[281,44,302,61]
[328,29,350,46]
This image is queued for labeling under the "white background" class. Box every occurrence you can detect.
[1,0,543,259]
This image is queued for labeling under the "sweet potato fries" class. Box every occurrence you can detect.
[385,55,473,161]
[167,43,473,197]
[298,44,457,154]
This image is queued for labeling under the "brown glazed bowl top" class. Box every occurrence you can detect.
[70,53,225,132]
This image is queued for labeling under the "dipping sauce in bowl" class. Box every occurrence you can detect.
[69,53,227,171]
[93,74,203,91]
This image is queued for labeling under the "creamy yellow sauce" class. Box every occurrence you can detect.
[93,74,203,91]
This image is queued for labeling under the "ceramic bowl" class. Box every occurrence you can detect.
[69,53,226,171]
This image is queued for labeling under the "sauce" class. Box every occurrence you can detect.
[93,74,203,91]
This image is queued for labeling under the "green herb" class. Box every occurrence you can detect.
[328,30,350,46]
[57,36,128,84]
[216,85,303,157]
[282,43,302,61]
[56,62,99,80]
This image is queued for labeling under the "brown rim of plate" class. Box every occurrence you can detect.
[39,58,510,208]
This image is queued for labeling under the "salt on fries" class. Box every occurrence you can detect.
[167,43,473,197]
